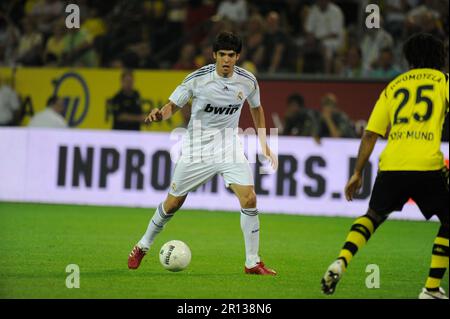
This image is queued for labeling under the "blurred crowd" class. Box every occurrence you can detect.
[0,0,448,140]
[1,0,448,77]
[281,92,357,140]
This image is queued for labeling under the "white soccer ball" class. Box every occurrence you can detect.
[159,240,191,272]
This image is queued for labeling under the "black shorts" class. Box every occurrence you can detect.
[369,168,449,223]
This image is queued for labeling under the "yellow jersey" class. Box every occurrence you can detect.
[366,68,449,171]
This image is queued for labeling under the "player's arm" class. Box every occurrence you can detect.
[345,130,379,201]
[345,89,389,201]
[146,77,193,123]
[445,73,449,111]
[352,130,379,175]
[250,105,278,170]
[144,101,180,123]
[249,105,269,154]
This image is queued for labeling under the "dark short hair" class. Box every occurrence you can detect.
[213,31,242,54]
[287,94,305,108]
[47,95,59,107]
[403,33,445,70]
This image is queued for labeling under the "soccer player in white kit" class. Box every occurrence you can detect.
[128,32,278,275]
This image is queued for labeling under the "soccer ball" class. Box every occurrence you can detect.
[159,240,191,272]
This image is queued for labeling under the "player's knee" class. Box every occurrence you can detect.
[241,191,257,208]
[365,208,387,228]
[163,197,185,214]
[164,202,181,215]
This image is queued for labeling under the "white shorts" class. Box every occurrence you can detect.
[169,155,254,197]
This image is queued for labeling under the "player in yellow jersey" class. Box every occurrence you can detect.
[321,33,449,299]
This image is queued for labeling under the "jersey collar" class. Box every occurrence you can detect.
[214,69,236,82]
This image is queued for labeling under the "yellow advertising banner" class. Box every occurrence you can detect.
[1,67,189,131]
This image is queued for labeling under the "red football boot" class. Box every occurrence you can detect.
[245,261,277,275]
[128,245,147,269]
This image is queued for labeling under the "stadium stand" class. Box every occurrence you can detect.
[1,0,447,75]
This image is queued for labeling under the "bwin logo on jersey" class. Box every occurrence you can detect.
[204,103,239,115]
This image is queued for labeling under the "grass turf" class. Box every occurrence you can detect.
[0,202,447,299]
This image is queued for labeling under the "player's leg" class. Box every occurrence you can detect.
[322,171,408,294]
[221,155,276,275]
[414,169,449,299]
[138,194,187,250]
[229,183,275,275]
[336,208,387,273]
[128,194,186,269]
[229,184,259,265]
[420,222,449,299]
[128,158,215,269]
[321,208,387,295]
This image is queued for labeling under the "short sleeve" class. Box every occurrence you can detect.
[169,82,193,108]
[445,73,449,110]
[366,89,390,136]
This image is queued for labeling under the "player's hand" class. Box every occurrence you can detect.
[144,108,163,123]
[263,147,278,172]
[345,172,362,201]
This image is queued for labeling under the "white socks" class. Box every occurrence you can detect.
[240,208,261,268]
[138,203,173,250]
[138,204,260,268]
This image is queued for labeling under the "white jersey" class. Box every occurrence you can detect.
[169,64,260,159]
[28,108,68,128]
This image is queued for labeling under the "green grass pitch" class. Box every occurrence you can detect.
[0,202,447,299]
